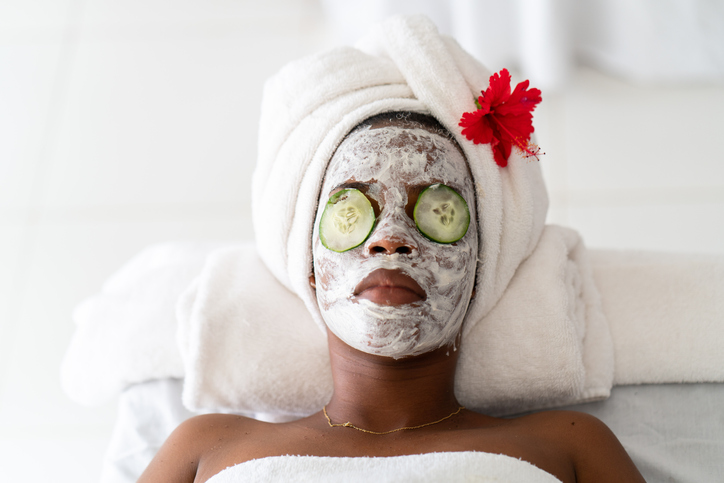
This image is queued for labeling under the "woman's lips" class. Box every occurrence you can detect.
[353,268,426,306]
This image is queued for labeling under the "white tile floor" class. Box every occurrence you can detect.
[1,1,723,482]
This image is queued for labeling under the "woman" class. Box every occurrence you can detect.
[139,113,644,482]
[140,15,645,482]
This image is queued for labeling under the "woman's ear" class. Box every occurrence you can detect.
[309,274,316,290]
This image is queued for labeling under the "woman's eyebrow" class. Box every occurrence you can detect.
[331,181,370,192]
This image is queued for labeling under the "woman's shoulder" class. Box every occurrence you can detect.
[513,409,606,430]
[505,410,617,450]
[508,410,645,482]
[170,413,263,445]
[465,408,605,438]
[137,413,262,483]
[179,412,260,433]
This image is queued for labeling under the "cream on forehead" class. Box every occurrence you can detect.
[321,125,470,201]
[312,124,478,359]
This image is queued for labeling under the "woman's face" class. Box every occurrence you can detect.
[312,122,478,359]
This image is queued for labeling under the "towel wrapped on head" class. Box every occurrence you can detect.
[252,14,549,336]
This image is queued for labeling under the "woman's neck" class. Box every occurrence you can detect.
[323,330,462,433]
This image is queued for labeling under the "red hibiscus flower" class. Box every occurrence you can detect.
[459,68,542,167]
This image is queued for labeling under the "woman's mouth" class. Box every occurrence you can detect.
[353,268,426,306]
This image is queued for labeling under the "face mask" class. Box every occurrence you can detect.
[312,125,478,359]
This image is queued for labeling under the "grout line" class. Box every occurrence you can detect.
[0,0,87,393]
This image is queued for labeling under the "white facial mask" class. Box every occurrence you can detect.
[312,125,478,359]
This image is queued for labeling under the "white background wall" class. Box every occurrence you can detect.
[1,0,722,481]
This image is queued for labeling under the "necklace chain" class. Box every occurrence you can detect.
[323,405,465,435]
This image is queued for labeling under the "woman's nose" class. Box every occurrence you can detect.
[367,237,414,255]
[364,214,417,256]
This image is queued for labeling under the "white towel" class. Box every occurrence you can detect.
[205,452,562,483]
[252,14,549,338]
[60,242,227,405]
[177,244,332,419]
[455,225,613,415]
[589,250,724,385]
[177,225,612,417]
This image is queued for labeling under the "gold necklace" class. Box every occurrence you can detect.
[323,405,465,435]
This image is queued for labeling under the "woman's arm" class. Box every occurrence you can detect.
[137,415,214,483]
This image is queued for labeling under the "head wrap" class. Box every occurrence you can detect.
[252,15,548,335]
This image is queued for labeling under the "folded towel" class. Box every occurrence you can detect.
[178,225,612,417]
[589,250,724,385]
[455,225,613,415]
[205,453,562,483]
[60,242,227,405]
[177,244,332,419]
[253,14,549,338]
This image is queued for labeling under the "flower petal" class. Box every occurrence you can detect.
[484,68,512,106]
[496,81,541,117]
[459,110,494,145]
[492,140,509,167]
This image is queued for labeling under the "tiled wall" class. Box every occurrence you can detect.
[1,1,722,481]
[537,69,724,254]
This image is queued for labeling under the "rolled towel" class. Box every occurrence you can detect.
[178,225,612,417]
[252,14,549,338]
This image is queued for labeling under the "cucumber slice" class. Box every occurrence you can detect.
[413,184,470,243]
[319,188,375,252]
